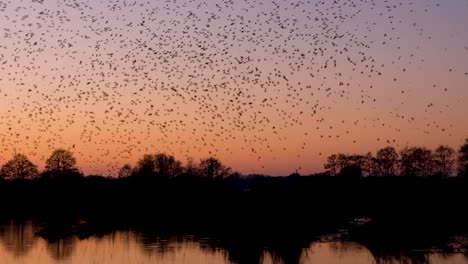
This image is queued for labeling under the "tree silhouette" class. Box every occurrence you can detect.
[432,145,456,177]
[400,147,434,177]
[354,153,373,176]
[154,153,182,177]
[136,154,156,176]
[339,164,363,178]
[198,157,231,178]
[325,153,370,177]
[184,157,198,175]
[44,149,79,178]
[373,147,399,177]
[135,153,182,177]
[457,139,468,178]
[118,164,133,178]
[0,154,39,180]
[324,154,340,176]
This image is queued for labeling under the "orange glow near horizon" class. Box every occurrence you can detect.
[0,1,468,176]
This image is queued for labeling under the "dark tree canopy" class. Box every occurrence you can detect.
[136,154,156,176]
[323,144,463,178]
[324,154,340,176]
[373,147,399,177]
[198,157,231,178]
[458,139,468,178]
[135,153,182,177]
[118,164,133,178]
[154,153,183,177]
[339,165,363,179]
[433,145,456,177]
[184,157,197,175]
[44,149,78,177]
[324,153,371,177]
[400,147,434,177]
[0,154,39,180]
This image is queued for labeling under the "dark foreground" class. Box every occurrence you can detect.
[0,175,467,263]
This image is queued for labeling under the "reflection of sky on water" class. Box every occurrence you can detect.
[0,221,467,264]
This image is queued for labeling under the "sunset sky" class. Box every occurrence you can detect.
[0,0,467,176]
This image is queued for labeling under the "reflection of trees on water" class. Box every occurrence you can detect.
[268,238,310,264]
[137,233,179,255]
[0,220,39,257]
[220,240,264,264]
[134,231,309,264]
[375,256,428,264]
[129,230,468,264]
[370,250,430,264]
[0,221,466,263]
[0,220,76,260]
[45,237,77,260]
[357,239,459,264]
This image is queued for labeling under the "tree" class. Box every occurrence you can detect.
[0,154,38,180]
[347,153,372,176]
[136,154,156,176]
[44,149,78,177]
[336,154,350,173]
[324,154,339,176]
[325,153,369,177]
[135,153,182,177]
[400,147,434,177]
[432,145,456,177]
[184,157,198,175]
[154,153,183,177]
[373,147,399,177]
[457,139,468,178]
[118,164,133,178]
[198,157,231,178]
[360,152,374,176]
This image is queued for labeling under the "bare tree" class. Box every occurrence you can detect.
[400,147,434,177]
[432,145,456,177]
[118,164,133,178]
[44,149,78,177]
[325,153,370,177]
[135,153,182,177]
[184,157,198,175]
[373,147,399,177]
[0,154,38,180]
[458,139,468,178]
[198,157,231,178]
[136,154,156,176]
[154,153,183,177]
[324,154,339,176]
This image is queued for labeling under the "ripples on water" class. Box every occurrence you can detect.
[0,220,467,264]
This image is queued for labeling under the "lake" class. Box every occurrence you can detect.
[0,220,467,264]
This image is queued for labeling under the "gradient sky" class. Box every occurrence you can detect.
[0,0,467,176]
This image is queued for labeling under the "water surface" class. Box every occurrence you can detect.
[0,220,467,264]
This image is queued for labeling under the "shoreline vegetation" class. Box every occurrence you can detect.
[0,140,468,262]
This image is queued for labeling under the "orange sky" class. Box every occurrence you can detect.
[0,0,467,176]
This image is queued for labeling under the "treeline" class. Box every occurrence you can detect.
[324,140,468,178]
[1,139,468,180]
[0,148,233,180]
[0,141,468,256]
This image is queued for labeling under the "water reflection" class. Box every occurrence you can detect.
[0,220,466,264]
[46,237,76,260]
[0,220,38,257]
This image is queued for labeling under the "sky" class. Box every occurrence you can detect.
[0,0,467,176]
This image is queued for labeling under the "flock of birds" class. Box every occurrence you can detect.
[0,0,467,175]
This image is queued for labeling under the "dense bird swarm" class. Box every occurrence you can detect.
[0,0,467,175]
